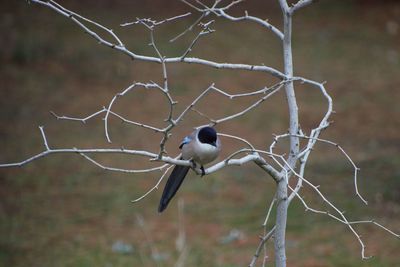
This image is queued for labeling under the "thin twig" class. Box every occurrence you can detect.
[132,165,174,203]
[31,0,286,78]
[121,12,192,27]
[79,153,168,173]
[248,226,276,267]
[39,126,50,150]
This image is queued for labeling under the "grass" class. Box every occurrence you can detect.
[1,0,400,266]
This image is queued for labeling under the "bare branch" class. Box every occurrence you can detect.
[190,107,214,122]
[79,153,168,174]
[170,13,205,42]
[220,0,245,11]
[0,134,190,168]
[218,9,283,40]
[105,83,136,143]
[299,134,366,205]
[290,0,315,13]
[132,165,175,203]
[175,80,291,127]
[282,160,377,259]
[1,129,281,182]
[142,25,177,156]
[194,0,223,16]
[217,132,256,150]
[51,109,105,124]
[263,136,395,260]
[263,196,277,227]
[109,110,164,133]
[203,153,260,175]
[180,20,215,59]
[52,108,164,133]
[278,0,290,14]
[182,0,284,40]
[288,180,399,258]
[348,220,399,239]
[248,226,276,267]
[121,12,192,27]
[179,0,204,12]
[30,0,286,78]
[39,126,50,150]
[3,1,397,265]
[275,132,367,205]
[214,82,285,124]
[103,82,168,143]
[48,0,124,46]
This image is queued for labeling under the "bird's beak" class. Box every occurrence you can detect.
[211,141,217,147]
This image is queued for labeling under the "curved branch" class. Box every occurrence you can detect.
[79,153,168,174]
[180,0,284,40]
[1,127,281,181]
[132,165,175,203]
[30,0,286,79]
[290,0,315,13]
[217,9,284,40]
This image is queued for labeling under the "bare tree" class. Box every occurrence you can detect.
[1,1,398,266]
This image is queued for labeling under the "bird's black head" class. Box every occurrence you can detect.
[198,127,218,147]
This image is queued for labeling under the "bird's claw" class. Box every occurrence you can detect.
[190,159,197,169]
[200,165,205,177]
[190,160,206,176]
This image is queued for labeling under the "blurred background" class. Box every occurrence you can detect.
[0,0,399,266]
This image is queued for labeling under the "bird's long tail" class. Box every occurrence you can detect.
[158,164,190,212]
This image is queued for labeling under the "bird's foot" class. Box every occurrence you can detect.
[190,160,206,176]
[200,165,205,177]
[190,159,197,169]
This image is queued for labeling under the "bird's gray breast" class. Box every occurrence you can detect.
[181,140,220,165]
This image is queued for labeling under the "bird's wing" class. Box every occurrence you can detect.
[179,134,193,149]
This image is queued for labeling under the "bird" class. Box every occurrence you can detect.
[158,126,221,213]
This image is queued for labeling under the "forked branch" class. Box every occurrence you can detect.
[1,1,397,266]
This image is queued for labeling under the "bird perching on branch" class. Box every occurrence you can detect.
[158,126,221,212]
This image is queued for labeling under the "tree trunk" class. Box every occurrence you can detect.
[274,5,299,267]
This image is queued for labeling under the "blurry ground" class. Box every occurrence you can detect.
[0,0,399,266]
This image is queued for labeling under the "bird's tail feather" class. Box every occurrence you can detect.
[158,165,190,212]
